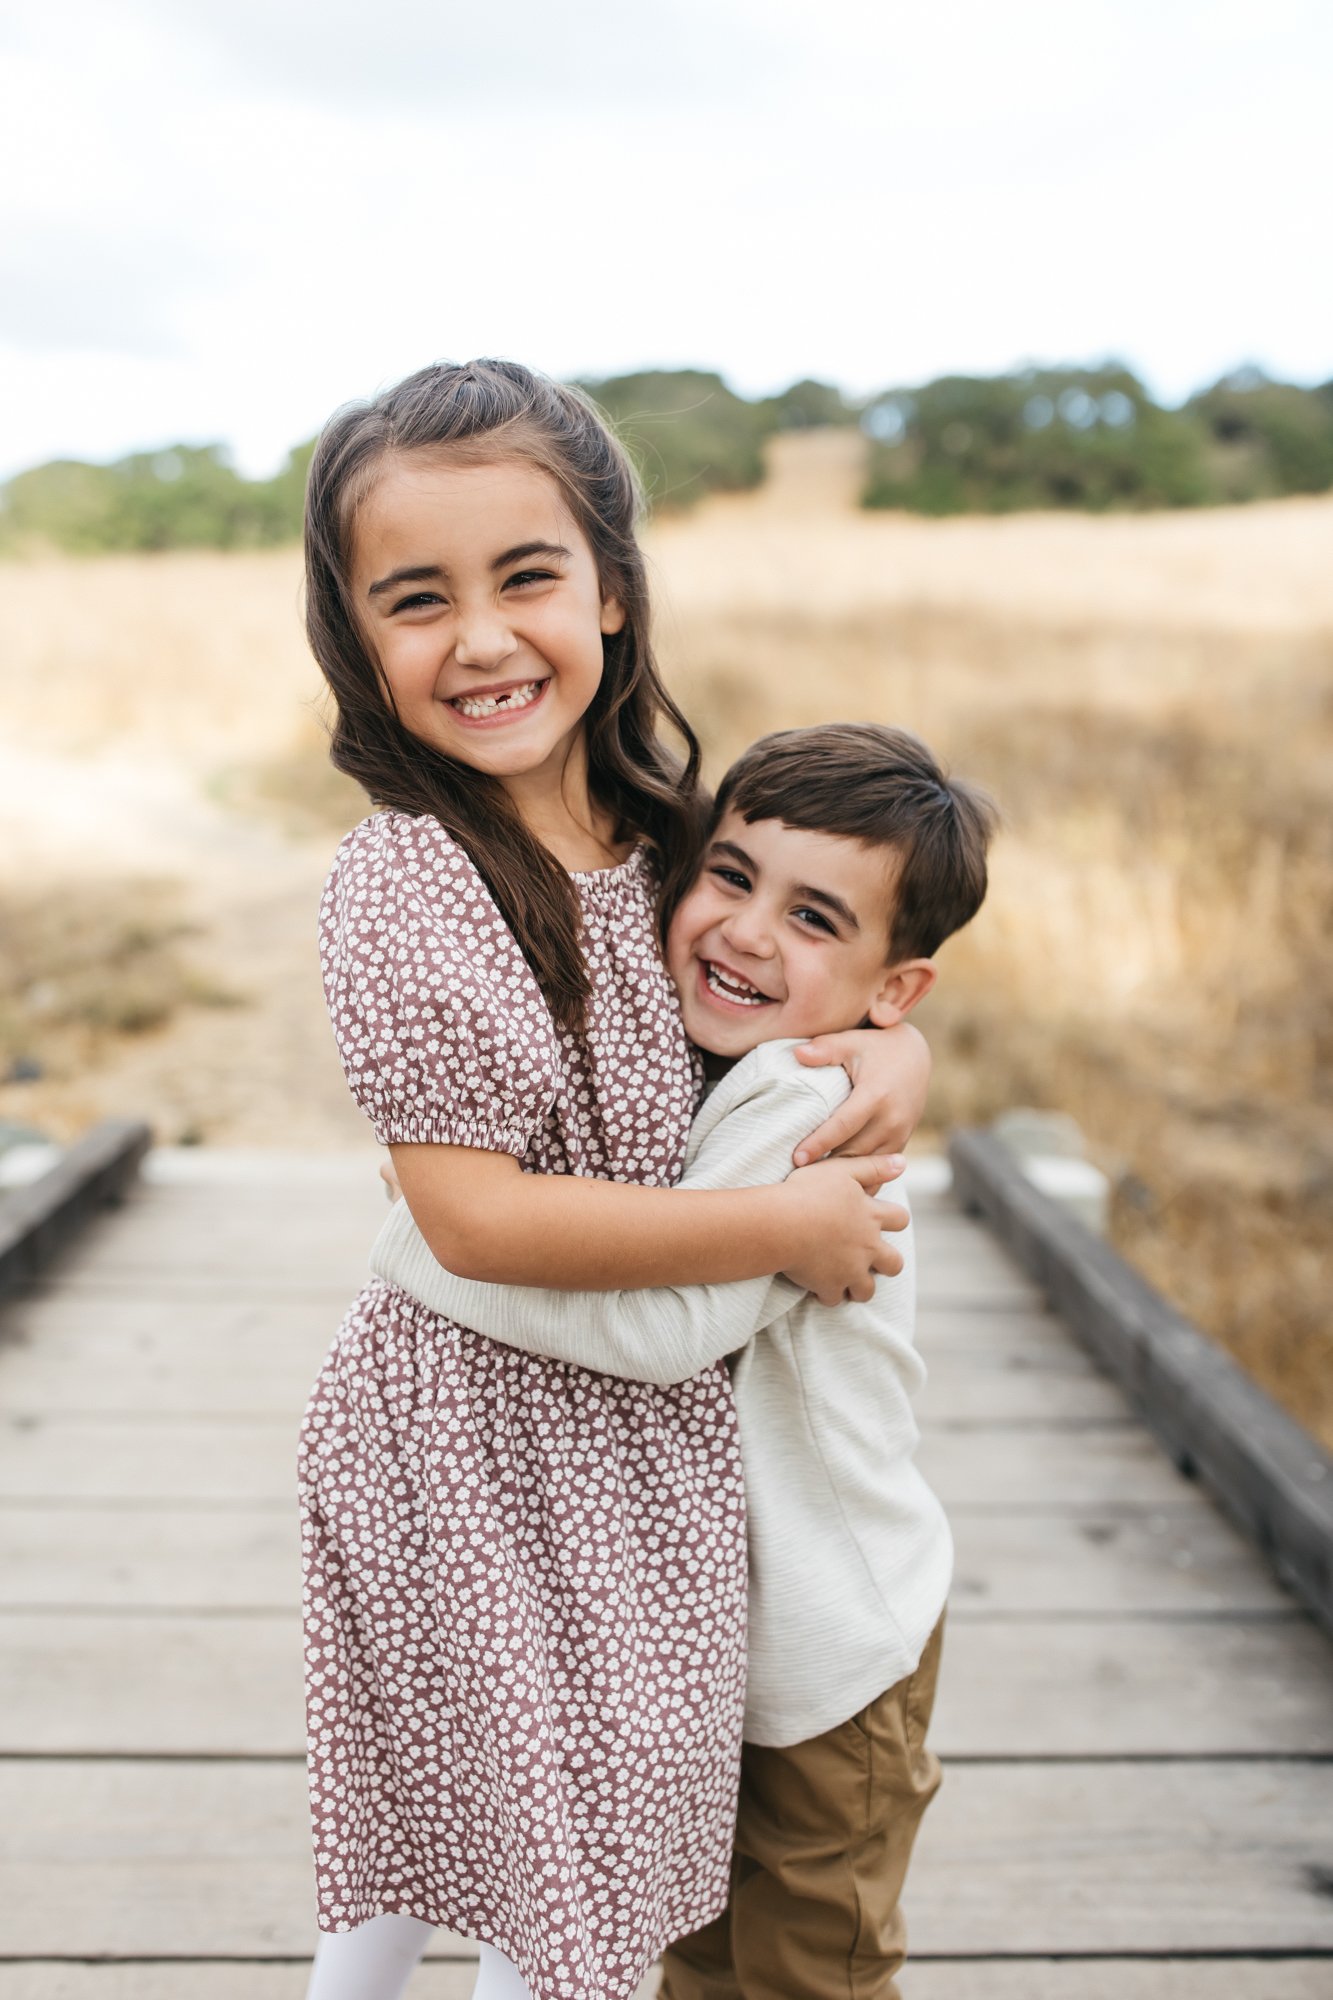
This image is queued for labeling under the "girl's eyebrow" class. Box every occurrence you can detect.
[490,540,571,571]
[366,543,570,599]
[367,562,446,599]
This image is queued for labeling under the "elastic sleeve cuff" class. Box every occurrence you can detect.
[373,1114,536,1156]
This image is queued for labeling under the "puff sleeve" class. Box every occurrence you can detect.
[318,812,561,1154]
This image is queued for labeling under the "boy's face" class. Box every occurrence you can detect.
[667,811,934,1059]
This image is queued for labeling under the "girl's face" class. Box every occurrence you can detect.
[351,454,625,794]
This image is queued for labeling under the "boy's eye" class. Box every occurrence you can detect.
[793,906,836,934]
[710,866,751,891]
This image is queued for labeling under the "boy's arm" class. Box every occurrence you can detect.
[371,1072,847,1386]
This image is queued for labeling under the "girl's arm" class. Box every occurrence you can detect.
[391,1140,905,1307]
[375,1072,850,1384]
[793,1020,932,1164]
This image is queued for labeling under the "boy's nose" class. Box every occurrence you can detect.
[720,912,775,959]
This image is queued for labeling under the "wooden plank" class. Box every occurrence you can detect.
[0,1290,346,1353]
[910,1759,1333,1955]
[0,1349,329,1420]
[0,1417,295,1504]
[919,1426,1197,1510]
[0,1506,301,1610]
[3,1759,1331,1957]
[929,1615,1333,1756]
[0,1330,1129,1429]
[0,1413,1202,1509]
[949,1506,1294,1616]
[949,1128,1333,1636]
[1,1967,1330,2000]
[0,1973,656,2000]
[904,1969,1333,2000]
[42,1184,385,1290]
[917,1304,1087,1354]
[919,1352,1132,1427]
[0,1122,151,1302]
[0,1500,1290,1619]
[7,1610,1330,1759]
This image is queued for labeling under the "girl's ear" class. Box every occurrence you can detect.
[599,594,627,636]
[867,959,937,1028]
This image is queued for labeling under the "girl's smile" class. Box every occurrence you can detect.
[352,455,625,796]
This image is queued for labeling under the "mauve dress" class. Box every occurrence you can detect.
[298,812,748,2000]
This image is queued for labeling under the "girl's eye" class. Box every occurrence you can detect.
[391,591,446,614]
[710,866,751,891]
[793,907,836,935]
[503,568,558,590]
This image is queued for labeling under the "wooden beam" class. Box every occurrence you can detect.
[0,1122,151,1304]
[948,1129,1333,1636]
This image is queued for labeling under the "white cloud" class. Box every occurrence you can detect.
[0,0,1329,477]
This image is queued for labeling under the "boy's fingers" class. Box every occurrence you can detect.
[871,1241,906,1279]
[872,1198,910,1235]
[850,1156,905,1190]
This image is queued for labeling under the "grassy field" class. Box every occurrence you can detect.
[1,430,1329,1441]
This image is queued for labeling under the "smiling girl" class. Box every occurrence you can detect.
[298,360,928,2000]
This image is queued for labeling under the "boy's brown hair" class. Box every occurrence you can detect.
[711,723,996,962]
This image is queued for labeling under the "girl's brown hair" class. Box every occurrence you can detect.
[305,358,705,1033]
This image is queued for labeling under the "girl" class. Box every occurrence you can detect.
[299,359,928,2000]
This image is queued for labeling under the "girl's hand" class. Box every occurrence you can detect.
[778,1154,909,1305]
[791,1021,932,1164]
[379,1153,404,1202]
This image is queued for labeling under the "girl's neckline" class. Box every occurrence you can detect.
[568,841,647,886]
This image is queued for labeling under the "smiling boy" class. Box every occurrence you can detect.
[371,722,995,1999]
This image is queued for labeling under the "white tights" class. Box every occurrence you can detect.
[306,1913,535,2000]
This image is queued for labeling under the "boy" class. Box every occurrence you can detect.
[371,722,995,1998]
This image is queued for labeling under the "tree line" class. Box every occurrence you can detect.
[2,364,1330,553]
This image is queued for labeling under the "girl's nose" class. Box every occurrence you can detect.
[454,606,518,670]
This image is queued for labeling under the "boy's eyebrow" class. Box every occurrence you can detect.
[710,840,861,932]
[794,882,861,931]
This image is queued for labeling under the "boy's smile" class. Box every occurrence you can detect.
[667,811,935,1059]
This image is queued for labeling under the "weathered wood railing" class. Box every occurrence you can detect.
[949,1127,1333,1636]
[0,1118,152,1302]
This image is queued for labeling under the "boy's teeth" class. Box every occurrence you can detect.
[705,963,768,1006]
[451,681,543,719]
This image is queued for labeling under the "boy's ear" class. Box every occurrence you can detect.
[867,958,937,1027]
[600,593,627,636]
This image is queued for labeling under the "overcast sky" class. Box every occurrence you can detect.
[2,0,1330,478]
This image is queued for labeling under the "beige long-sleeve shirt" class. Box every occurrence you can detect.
[370,1038,951,1746]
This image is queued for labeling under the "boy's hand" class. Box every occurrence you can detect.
[379,1153,403,1203]
[792,1021,931,1164]
[778,1154,909,1305]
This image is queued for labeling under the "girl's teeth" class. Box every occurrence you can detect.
[451,682,543,719]
[705,964,767,1006]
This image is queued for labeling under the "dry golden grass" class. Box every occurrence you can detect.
[0,428,1329,1438]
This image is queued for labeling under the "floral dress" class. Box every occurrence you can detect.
[299,812,748,2000]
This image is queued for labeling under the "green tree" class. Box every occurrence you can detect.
[579,369,771,509]
[862,366,1211,515]
[1187,369,1333,501]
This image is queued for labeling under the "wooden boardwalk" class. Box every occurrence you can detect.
[1,1152,1331,1998]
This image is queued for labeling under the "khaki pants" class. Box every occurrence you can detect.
[660,1617,944,2000]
